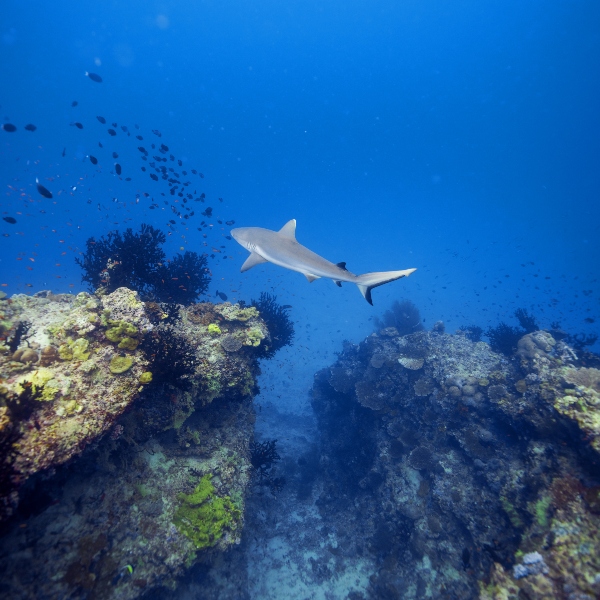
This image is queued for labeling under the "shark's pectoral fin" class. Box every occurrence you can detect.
[334,280,342,287]
[240,252,268,272]
[304,273,320,283]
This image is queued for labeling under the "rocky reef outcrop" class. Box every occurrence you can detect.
[312,326,600,599]
[0,288,269,598]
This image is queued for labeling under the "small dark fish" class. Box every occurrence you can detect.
[225,220,235,226]
[112,152,118,158]
[115,163,122,175]
[125,177,131,181]
[2,216,17,224]
[72,100,78,107]
[138,146,147,154]
[169,219,176,225]
[24,123,37,132]
[36,178,53,198]
[98,142,103,147]
[150,174,158,181]
[89,155,98,165]
[121,125,128,133]
[152,129,162,137]
[62,147,66,157]
[71,122,83,129]
[97,116,106,124]
[107,128,116,136]
[85,71,102,83]
[281,305,292,309]
[136,135,143,140]
[584,317,595,324]
[202,207,213,217]
[191,169,197,174]
[1,123,17,132]
[215,291,228,301]
[178,160,183,167]
[225,235,232,240]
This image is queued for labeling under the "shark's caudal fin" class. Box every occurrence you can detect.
[355,268,417,305]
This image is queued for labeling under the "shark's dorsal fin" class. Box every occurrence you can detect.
[240,252,268,272]
[278,219,297,240]
[336,262,347,270]
[304,273,320,283]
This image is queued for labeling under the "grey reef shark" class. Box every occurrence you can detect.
[231,219,416,305]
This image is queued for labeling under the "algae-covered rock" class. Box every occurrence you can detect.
[0,288,151,522]
[0,292,266,600]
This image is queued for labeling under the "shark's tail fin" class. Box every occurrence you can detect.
[355,268,417,305]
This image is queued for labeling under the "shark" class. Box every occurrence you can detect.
[231,219,416,305]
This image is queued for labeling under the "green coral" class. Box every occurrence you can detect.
[109,355,134,374]
[16,368,60,401]
[534,494,552,527]
[217,305,259,322]
[245,327,264,347]
[207,323,222,335]
[104,320,140,350]
[172,474,241,550]
[139,371,153,384]
[58,338,90,361]
[58,343,73,361]
[501,496,524,529]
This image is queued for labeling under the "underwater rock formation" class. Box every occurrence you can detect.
[0,288,269,599]
[312,325,600,599]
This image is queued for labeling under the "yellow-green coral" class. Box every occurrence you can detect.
[207,323,222,335]
[245,327,264,347]
[217,304,259,322]
[534,494,552,527]
[15,368,60,401]
[109,355,134,374]
[172,474,241,550]
[105,321,138,343]
[58,338,90,361]
[139,371,153,384]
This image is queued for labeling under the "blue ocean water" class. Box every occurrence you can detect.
[1,0,598,348]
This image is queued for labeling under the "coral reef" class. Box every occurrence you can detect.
[76,223,210,304]
[374,299,424,336]
[0,288,272,599]
[311,324,600,599]
[248,293,294,358]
